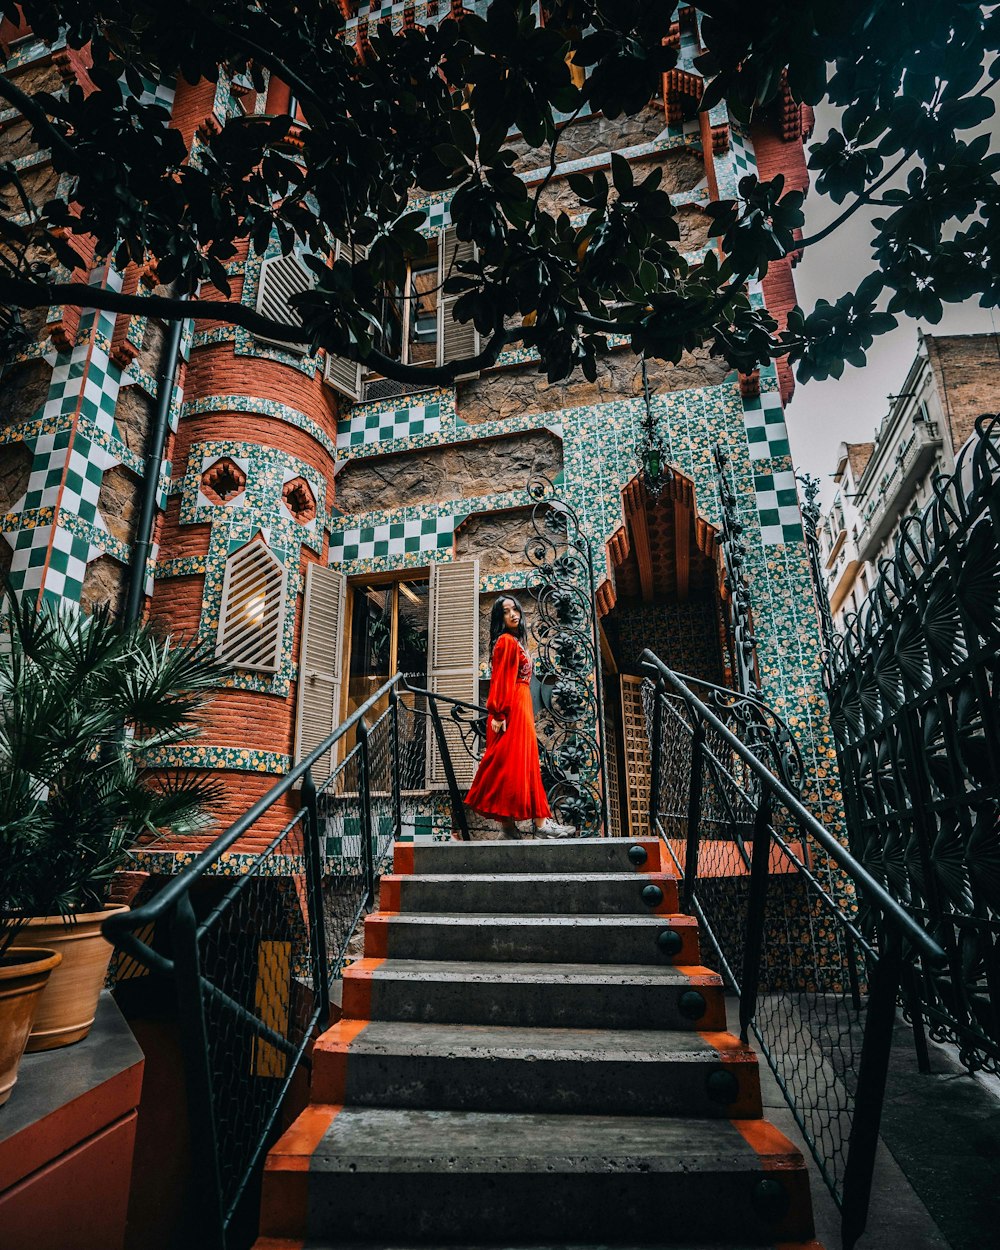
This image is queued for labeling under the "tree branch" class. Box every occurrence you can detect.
[0,273,518,386]
[796,150,912,250]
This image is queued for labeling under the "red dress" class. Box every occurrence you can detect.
[465,633,552,823]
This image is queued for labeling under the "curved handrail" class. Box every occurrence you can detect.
[103,672,407,965]
[639,649,946,964]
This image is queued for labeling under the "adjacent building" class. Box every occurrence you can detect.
[819,331,1000,631]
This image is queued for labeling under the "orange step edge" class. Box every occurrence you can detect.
[259,1103,343,1240]
[731,1117,816,1243]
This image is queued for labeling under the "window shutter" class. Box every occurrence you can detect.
[323,351,362,401]
[322,240,367,400]
[216,539,288,674]
[426,558,480,788]
[293,562,347,784]
[255,252,313,354]
[438,226,480,377]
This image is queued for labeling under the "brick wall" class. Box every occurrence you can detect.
[750,115,812,406]
[923,333,1000,453]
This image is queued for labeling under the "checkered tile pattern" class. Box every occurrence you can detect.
[336,400,442,450]
[19,439,111,524]
[755,469,804,545]
[742,389,791,461]
[421,200,452,231]
[123,73,176,111]
[2,263,185,608]
[730,126,756,179]
[329,513,455,561]
[9,523,91,601]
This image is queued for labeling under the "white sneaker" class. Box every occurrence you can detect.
[533,818,576,839]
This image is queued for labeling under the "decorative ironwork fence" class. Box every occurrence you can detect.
[641,650,945,1250]
[104,675,485,1249]
[807,415,1000,1076]
[524,477,607,833]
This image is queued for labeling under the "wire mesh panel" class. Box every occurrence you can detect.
[195,810,320,1224]
[643,676,874,1207]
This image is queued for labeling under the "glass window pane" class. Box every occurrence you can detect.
[396,579,429,681]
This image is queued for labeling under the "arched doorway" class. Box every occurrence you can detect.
[597,468,728,837]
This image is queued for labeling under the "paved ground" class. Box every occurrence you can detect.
[727,996,1000,1250]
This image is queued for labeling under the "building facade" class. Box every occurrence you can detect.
[0,7,843,877]
[819,332,1000,632]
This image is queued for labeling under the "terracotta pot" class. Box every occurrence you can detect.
[11,905,128,1052]
[0,947,62,1106]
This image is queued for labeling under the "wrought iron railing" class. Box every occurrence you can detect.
[104,674,485,1249]
[640,649,946,1250]
[804,414,1000,1077]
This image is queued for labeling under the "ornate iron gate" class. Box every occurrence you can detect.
[807,415,1000,1074]
[524,477,608,834]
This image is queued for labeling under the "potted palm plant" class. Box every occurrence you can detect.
[0,587,223,1072]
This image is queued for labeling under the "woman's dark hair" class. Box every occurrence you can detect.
[488,595,528,650]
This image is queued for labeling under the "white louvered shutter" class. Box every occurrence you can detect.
[255,252,313,353]
[438,226,480,377]
[293,563,347,784]
[426,559,480,788]
[323,240,367,399]
[216,540,288,674]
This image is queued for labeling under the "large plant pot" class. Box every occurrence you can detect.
[0,947,62,1106]
[12,905,128,1052]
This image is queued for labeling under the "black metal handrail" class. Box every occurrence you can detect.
[104,672,487,1249]
[640,648,944,1250]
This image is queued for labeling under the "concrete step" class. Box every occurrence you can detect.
[312,1020,762,1117]
[394,837,663,875]
[364,911,700,965]
[258,1243,828,1250]
[379,871,678,915]
[260,1106,815,1245]
[341,958,726,1030]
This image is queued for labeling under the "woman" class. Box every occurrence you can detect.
[465,596,574,839]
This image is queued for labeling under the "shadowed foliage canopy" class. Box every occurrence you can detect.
[0,0,997,386]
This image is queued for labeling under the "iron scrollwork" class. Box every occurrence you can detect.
[677,671,805,792]
[524,477,608,834]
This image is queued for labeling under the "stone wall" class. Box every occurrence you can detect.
[97,463,141,547]
[0,361,50,433]
[537,147,705,216]
[454,507,537,575]
[456,348,731,424]
[0,439,32,518]
[335,430,562,514]
[81,555,129,614]
[510,102,669,172]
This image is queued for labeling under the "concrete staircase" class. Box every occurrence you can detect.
[255,838,823,1250]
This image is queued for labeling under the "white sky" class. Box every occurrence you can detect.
[784,103,1000,508]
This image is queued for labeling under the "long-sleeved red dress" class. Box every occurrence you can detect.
[465,633,552,823]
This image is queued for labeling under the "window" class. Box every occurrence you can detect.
[346,577,430,724]
[362,226,480,400]
[216,538,288,673]
[292,559,480,791]
[254,252,314,354]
